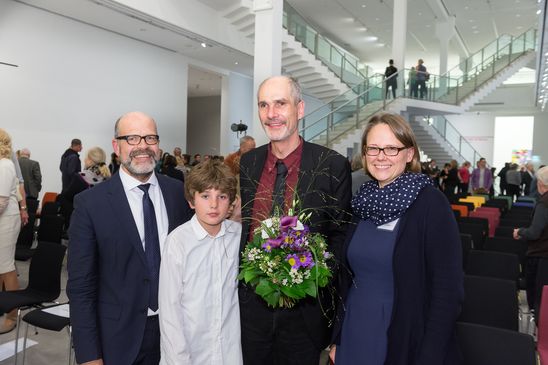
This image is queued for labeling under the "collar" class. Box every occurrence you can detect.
[265,137,303,174]
[190,214,237,240]
[119,167,158,193]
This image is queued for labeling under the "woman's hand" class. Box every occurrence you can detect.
[329,345,336,364]
[513,228,521,240]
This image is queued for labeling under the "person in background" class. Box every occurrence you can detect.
[224,136,256,176]
[0,129,21,334]
[514,166,548,312]
[109,152,121,175]
[470,158,493,195]
[159,160,242,364]
[384,59,398,99]
[18,148,42,201]
[191,153,201,166]
[498,162,510,195]
[351,152,371,194]
[408,66,417,97]
[522,162,535,196]
[330,113,463,365]
[458,161,471,194]
[67,112,192,365]
[506,163,522,201]
[60,138,82,191]
[59,146,111,227]
[161,155,184,182]
[416,59,428,99]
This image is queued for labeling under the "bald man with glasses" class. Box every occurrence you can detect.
[67,112,192,365]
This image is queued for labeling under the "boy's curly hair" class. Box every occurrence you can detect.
[185,160,237,204]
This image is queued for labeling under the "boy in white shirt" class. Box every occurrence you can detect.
[159,160,243,365]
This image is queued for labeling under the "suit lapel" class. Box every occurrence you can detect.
[107,173,147,267]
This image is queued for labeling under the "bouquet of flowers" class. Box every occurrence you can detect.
[238,204,334,308]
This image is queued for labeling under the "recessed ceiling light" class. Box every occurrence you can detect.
[201,42,207,48]
[537,9,542,14]
[358,27,368,31]
[234,62,238,65]
[516,14,521,17]
[426,24,431,28]
[469,19,474,23]
[361,4,366,8]
[364,36,378,42]
[375,17,380,21]
[471,25,478,29]
[517,26,523,29]
[473,30,480,34]
[464,6,469,10]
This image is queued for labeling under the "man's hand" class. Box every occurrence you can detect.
[513,228,521,240]
[329,345,336,364]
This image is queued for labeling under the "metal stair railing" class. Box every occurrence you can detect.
[425,115,484,164]
[283,2,375,88]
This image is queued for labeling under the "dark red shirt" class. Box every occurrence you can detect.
[248,139,303,238]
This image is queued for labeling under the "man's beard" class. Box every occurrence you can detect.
[121,148,158,177]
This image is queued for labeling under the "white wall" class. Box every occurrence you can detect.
[446,112,496,165]
[223,72,254,154]
[0,1,189,199]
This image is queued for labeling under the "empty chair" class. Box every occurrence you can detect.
[484,237,527,273]
[451,204,468,218]
[21,303,72,365]
[469,210,497,237]
[484,198,508,216]
[495,226,514,238]
[466,250,520,283]
[458,217,489,238]
[500,218,530,228]
[456,322,536,365]
[37,215,64,244]
[461,233,473,269]
[0,241,67,363]
[458,222,486,250]
[459,275,518,331]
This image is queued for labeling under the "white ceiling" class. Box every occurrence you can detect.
[14,0,540,95]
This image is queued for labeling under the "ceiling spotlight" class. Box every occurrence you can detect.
[234,61,239,65]
[201,42,207,48]
[537,9,542,14]
[361,4,366,7]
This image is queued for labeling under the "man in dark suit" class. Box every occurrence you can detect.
[18,148,42,200]
[238,76,351,365]
[67,111,192,365]
[60,138,82,191]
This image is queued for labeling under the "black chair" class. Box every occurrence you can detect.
[39,201,61,217]
[499,218,530,228]
[484,199,508,216]
[15,213,36,261]
[37,215,65,244]
[0,241,67,364]
[466,250,520,283]
[21,303,72,365]
[484,237,527,276]
[459,275,518,331]
[460,233,473,269]
[495,226,514,238]
[458,217,489,240]
[456,322,536,365]
[458,222,486,250]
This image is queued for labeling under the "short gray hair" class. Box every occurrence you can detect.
[240,135,255,146]
[537,166,548,186]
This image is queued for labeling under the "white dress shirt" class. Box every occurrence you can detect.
[159,215,243,365]
[119,167,169,315]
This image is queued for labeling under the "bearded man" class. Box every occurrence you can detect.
[67,111,192,365]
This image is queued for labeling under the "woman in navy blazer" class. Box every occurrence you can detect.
[330,114,463,365]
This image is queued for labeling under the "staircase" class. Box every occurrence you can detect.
[302,28,536,163]
[221,0,373,102]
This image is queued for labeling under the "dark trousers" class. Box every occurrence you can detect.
[459,182,469,194]
[385,82,396,99]
[133,315,160,365]
[507,184,521,201]
[239,286,322,365]
[417,80,427,98]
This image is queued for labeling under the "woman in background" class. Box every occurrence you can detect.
[330,114,463,365]
[60,146,111,227]
[0,128,21,334]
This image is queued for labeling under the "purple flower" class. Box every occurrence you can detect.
[286,254,301,269]
[263,237,283,252]
[298,251,315,268]
[280,216,298,231]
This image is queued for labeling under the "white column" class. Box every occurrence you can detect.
[391,0,407,92]
[435,17,456,92]
[252,0,283,147]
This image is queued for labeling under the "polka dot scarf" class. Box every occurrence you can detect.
[351,172,433,226]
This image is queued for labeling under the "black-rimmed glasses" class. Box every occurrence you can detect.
[115,135,159,145]
[364,146,407,156]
